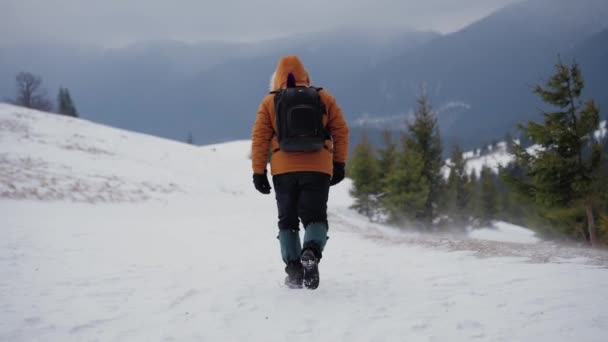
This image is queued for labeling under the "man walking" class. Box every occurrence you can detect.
[250,55,349,289]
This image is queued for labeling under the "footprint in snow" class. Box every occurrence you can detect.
[168,289,199,310]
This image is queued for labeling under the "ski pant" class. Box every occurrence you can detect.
[273,172,330,262]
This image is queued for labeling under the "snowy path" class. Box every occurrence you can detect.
[2,104,608,341]
[3,198,608,342]
[330,208,608,266]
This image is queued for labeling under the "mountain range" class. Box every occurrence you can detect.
[348,0,608,148]
[0,0,606,150]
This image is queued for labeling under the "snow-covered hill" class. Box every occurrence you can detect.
[444,120,607,178]
[2,104,608,342]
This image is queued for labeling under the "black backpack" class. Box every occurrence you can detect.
[271,86,328,152]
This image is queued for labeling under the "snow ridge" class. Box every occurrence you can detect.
[0,104,253,202]
[2,104,608,342]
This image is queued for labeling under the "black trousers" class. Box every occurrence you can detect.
[272,172,331,231]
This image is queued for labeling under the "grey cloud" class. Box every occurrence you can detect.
[0,0,520,47]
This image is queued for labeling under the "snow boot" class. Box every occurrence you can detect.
[301,248,319,289]
[279,229,303,288]
[284,261,303,289]
[301,222,327,290]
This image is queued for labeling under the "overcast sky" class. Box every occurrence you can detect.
[1,0,521,47]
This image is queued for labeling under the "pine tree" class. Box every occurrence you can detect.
[446,144,470,226]
[406,93,443,228]
[376,129,398,191]
[511,59,603,246]
[382,134,429,225]
[468,169,481,224]
[597,155,608,242]
[348,130,380,219]
[496,166,514,222]
[479,166,498,225]
[499,162,555,234]
[187,131,195,145]
[57,87,79,117]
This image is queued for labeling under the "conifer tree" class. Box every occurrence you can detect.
[511,59,603,246]
[348,130,380,219]
[597,156,608,242]
[406,93,443,228]
[186,131,195,144]
[479,166,498,225]
[57,87,79,117]
[376,129,398,191]
[497,166,514,222]
[446,144,470,226]
[467,169,480,224]
[382,134,429,224]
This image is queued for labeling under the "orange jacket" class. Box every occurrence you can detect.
[251,55,349,176]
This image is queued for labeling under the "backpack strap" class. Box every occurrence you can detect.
[309,87,331,140]
[269,89,283,145]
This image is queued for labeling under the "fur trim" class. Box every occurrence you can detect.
[269,71,277,91]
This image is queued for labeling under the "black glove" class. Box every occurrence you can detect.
[253,171,272,194]
[330,162,345,186]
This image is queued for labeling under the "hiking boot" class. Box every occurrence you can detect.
[284,261,303,289]
[301,249,319,290]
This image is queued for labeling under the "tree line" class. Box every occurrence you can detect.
[6,71,79,118]
[348,59,608,247]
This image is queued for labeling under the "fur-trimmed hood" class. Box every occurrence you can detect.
[269,54,311,91]
[252,54,350,176]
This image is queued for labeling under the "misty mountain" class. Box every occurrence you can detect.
[1,0,606,149]
[0,29,438,142]
[574,28,608,113]
[165,0,608,149]
[168,29,440,142]
[348,0,608,149]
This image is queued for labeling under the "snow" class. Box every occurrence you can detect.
[469,221,541,244]
[462,143,513,176]
[0,103,247,202]
[2,104,608,342]
[444,120,607,179]
[443,142,513,178]
[595,120,607,140]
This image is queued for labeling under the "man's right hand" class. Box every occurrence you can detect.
[330,162,345,186]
